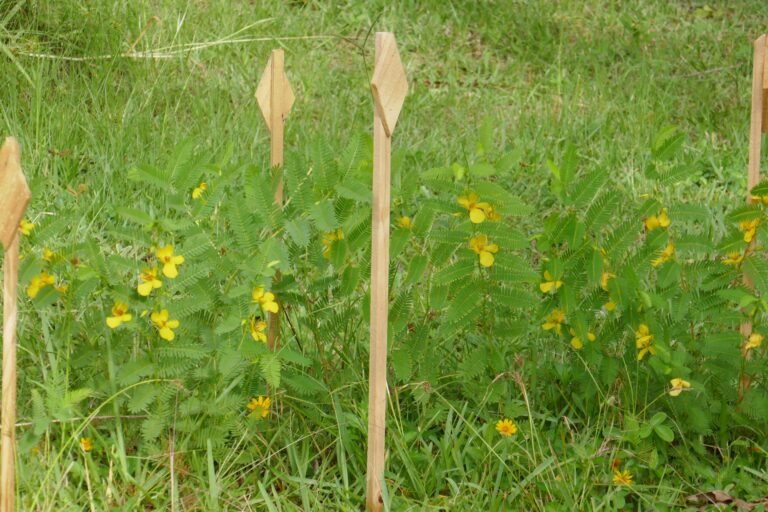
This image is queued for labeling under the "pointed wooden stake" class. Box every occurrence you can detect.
[0,137,31,512]
[256,49,294,351]
[739,35,767,402]
[366,32,407,512]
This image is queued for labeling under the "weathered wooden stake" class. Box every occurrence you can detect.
[0,137,31,512]
[366,32,407,512]
[739,35,767,401]
[256,49,294,351]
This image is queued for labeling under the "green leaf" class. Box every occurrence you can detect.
[116,207,154,226]
[309,200,339,231]
[284,218,311,248]
[128,165,169,189]
[468,163,496,177]
[742,255,768,295]
[654,424,674,443]
[260,353,282,388]
[651,125,684,161]
[404,255,428,286]
[335,181,371,203]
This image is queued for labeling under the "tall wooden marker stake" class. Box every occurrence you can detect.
[739,35,767,401]
[0,137,30,512]
[367,32,407,512]
[256,49,294,351]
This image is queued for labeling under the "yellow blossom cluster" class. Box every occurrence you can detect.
[644,208,670,231]
[247,395,271,419]
[322,229,344,259]
[468,234,498,267]
[458,192,501,224]
[635,324,656,360]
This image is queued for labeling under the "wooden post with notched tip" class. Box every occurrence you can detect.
[367,32,407,512]
[256,49,294,351]
[739,35,768,401]
[0,137,30,512]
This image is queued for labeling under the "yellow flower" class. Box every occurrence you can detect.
[18,219,34,236]
[752,194,768,206]
[600,272,615,291]
[79,437,93,453]
[644,208,670,231]
[247,395,271,419]
[539,271,563,294]
[192,182,207,199]
[42,247,55,262]
[669,378,691,397]
[722,251,744,266]
[27,271,55,298]
[252,287,279,314]
[635,324,656,360]
[612,469,633,486]
[605,300,616,312]
[106,302,132,329]
[137,267,162,296]
[469,234,499,267]
[569,328,596,350]
[55,284,68,294]
[651,242,675,267]
[397,216,412,229]
[542,309,566,335]
[744,332,764,352]
[157,246,185,278]
[740,219,760,243]
[483,204,502,222]
[458,192,493,224]
[495,418,518,437]
[322,229,344,259]
[151,309,180,341]
[250,317,267,343]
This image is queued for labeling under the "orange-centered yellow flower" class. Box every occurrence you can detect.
[600,272,615,291]
[740,219,760,243]
[322,229,344,259]
[496,418,518,437]
[542,309,566,335]
[539,271,563,294]
[252,287,279,314]
[18,219,34,236]
[397,216,411,229]
[612,469,633,486]
[106,302,132,329]
[192,182,207,199]
[669,378,691,397]
[247,396,271,419]
[458,192,493,224]
[250,317,267,343]
[569,328,596,350]
[644,208,670,231]
[469,234,499,267]
[27,271,55,298]
[722,251,744,266]
[157,246,184,278]
[137,267,162,296]
[79,438,93,453]
[652,242,675,267]
[151,309,180,341]
[635,324,656,360]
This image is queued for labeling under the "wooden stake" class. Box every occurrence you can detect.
[256,49,294,351]
[739,35,766,402]
[366,32,407,512]
[0,137,31,512]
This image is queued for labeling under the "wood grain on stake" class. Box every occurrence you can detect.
[367,32,407,512]
[739,35,766,401]
[256,49,294,351]
[0,137,31,512]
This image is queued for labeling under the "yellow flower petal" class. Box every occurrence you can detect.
[469,208,486,224]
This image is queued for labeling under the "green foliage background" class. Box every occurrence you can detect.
[2,0,768,510]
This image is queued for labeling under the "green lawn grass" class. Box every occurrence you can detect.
[2,0,768,510]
